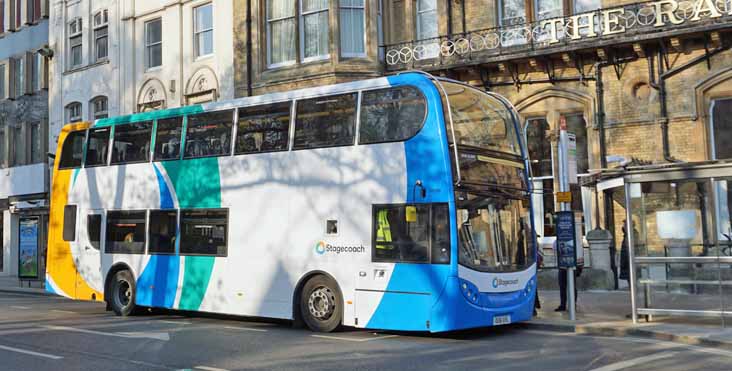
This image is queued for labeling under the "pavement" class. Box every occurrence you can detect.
[2,293,732,370]
[2,275,732,353]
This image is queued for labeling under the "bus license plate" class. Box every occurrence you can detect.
[493,315,511,326]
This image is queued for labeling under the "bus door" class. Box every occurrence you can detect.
[74,209,104,299]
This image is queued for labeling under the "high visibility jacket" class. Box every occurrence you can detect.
[376,210,393,249]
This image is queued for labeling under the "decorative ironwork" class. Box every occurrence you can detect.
[383,0,732,70]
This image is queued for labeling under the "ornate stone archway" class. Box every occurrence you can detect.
[137,78,167,112]
[184,67,219,105]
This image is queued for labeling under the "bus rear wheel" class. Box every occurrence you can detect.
[300,275,342,333]
[109,270,137,316]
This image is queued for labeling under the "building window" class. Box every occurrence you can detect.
[535,0,564,20]
[66,102,82,123]
[10,125,23,165]
[339,0,365,57]
[416,0,438,40]
[711,98,732,160]
[1,0,5,33]
[267,0,297,67]
[0,64,5,99]
[90,96,108,119]
[300,0,330,61]
[194,3,213,58]
[0,124,5,168]
[27,0,42,23]
[145,18,162,69]
[499,0,526,26]
[574,0,602,13]
[11,56,24,98]
[14,0,21,29]
[266,0,331,67]
[30,121,42,164]
[93,10,109,62]
[68,18,83,69]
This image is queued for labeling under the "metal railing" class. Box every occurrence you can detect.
[383,0,732,71]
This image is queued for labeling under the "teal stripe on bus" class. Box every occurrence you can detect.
[93,105,205,127]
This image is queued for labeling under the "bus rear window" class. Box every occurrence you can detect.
[359,86,426,144]
[58,131,86,169]
[294,93,357,150]
[112,122,152,164]
[184,110,234,158]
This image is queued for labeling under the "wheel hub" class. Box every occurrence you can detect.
[117,281,131,307]
[308,286,335,321]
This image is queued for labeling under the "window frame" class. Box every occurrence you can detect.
[110,121,153,165]
[358,85,428,145]
[87,213,103,251]
[84,127,112,168]
[179,208,229,257]
[147,209,179,255]
[58,130,86,170]
[144,18,163,70]
[266,0,297,68]
[104,209,148,255]
[68,18,83,69]
[66,101,82,123]
[90,96,109,120]
[292,92,358,151]
[371,203,451,264]
[299,0,331,63]
[234,101,292,155]
[93,9,109,62]
[63,205,78,242]
[153,116,184,162]
[183,109,235,159]
[193,3,214,59]
[339,0,366,58]
[416,0,438,40]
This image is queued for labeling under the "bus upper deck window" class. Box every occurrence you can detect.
[293,93,357,150]
[184,110,234,159]
[112,121,152,165]
[359,86,427,145]
[155,116,183,161]
[85,128,111,167]
[235,102,291,155]
[58,131,86,169]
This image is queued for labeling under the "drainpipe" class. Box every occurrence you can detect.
[446,0,453,36]
[595,62,607,169]
[648,51,674,162]
[246,0,253,96]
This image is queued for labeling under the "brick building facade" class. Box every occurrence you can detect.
[233,0,732,287]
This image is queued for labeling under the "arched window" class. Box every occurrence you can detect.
[710,98,732,160]
[66,102,82,123]
[90,96,108,120]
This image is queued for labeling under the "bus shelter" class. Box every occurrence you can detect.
[608,162,732,325]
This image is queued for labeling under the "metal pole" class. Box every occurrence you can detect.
[558,127,576,321]
[625,182,638,324]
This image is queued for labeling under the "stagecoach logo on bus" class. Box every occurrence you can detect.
[492,277,520,289]
[315,241,366,255]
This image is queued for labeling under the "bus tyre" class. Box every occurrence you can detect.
[109,270,137,316]
[300,275,342,333]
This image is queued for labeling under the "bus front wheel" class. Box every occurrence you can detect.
[300,275,342,333]
[109,270,137,316]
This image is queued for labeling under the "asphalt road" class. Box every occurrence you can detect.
[0,292,730,371]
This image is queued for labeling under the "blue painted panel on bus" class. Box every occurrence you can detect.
[153,165,175,209]
[364,74,456,331]
[136,255,180,308]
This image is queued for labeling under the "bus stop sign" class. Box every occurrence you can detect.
[556,211,576,268]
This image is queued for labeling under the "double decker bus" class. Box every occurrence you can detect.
[46,72,536,332]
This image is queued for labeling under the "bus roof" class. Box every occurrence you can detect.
[82,74,438,129]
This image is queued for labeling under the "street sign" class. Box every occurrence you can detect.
[556,211,576,268]
[556,191,572,203]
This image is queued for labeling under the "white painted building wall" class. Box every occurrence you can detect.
[48,0,121,148]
